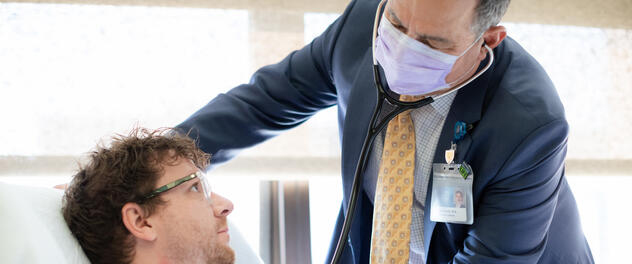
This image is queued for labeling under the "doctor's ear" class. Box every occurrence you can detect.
[121,202,157,242]
[478,25,507,60]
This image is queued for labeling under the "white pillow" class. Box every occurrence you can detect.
[0,183,90,263]
[0,182,261,264]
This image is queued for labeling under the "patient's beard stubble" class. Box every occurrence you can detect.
[208,243,235,264]
[164,221,235,264]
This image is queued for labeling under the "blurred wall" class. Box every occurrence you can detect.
[1,0,630,176]
[3,0,632,29]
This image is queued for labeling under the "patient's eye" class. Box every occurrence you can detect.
[191,182,201,193]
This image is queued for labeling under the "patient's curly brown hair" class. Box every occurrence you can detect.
[62,127,210,264]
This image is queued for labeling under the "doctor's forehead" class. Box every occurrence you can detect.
[385,0,478,38]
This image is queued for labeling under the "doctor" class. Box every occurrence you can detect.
[178,0,594,263]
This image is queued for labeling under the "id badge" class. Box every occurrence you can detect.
[430,162,474,225]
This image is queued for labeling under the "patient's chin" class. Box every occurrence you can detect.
[208,243,235,264]
[217,230,230,244]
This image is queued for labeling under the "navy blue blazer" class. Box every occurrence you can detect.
[178,0,594,263]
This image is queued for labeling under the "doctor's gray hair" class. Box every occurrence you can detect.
[472,0,511,36]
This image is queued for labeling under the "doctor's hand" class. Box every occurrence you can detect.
[54,183,68,190]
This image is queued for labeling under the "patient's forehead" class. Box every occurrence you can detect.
[154,156,198,188]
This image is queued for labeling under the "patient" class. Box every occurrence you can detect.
[62,128,235,264]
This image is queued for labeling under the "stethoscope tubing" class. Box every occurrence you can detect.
[329,67,434,263]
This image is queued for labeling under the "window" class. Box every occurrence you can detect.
[1,2,630,264]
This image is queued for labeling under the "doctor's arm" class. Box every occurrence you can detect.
[177,2,357,169]
[451,119,569,264]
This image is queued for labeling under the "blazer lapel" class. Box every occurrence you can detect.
[340,49,377,209]
[423,55,494,257]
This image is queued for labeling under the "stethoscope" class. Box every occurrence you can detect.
[329,0,494,263]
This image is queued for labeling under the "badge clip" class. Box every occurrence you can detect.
[444,143,456,164]
[454,121,470,142]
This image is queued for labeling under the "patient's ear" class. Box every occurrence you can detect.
[121,202,157,242]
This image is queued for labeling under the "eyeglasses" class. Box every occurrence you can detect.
[139,171,212,204]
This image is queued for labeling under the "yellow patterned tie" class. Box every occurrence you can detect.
[370,95,419,264]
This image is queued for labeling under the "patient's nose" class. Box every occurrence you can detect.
[212,193,234,217]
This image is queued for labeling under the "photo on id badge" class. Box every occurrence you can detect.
[436,186,467,221]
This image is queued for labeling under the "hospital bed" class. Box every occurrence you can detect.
[0,182,262,264]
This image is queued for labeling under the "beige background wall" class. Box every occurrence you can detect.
[1,0,630,176]
[3,0,632,29]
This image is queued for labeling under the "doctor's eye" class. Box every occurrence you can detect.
[393,24,406,32]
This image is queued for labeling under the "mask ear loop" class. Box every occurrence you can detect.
[444,30,486,83]
[458,32,485,57]
[445,37,486,87]
[434,43,494,100]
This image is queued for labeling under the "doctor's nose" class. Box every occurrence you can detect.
[211,193,234,217]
